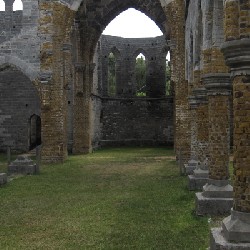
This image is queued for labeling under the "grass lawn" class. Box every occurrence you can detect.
[0,147,211,249]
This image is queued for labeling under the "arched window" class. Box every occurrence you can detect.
[0,0,5,11]
[13,0,23,11]
[135,53,146,96]
[108,52,116,96]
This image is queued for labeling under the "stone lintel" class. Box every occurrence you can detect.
[202,179,233,198]
[210,228,250,250]
[222,209,250,243]
[221,38,250,76]
[202,73,232,96]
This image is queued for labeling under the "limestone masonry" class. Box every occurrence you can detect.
[0,0,249,249]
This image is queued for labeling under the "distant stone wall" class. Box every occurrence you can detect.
[92,35,173,148]
[99,35,169,98]
[100,97,174,146]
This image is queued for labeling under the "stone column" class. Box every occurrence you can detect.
[39,2,74,162]
[196,73,233,215]
[161,0,191,173]
[184,95,199,175]
[188,87,209,190]
[210,1,250,245]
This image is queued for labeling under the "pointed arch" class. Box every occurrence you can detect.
[134,49,147,96]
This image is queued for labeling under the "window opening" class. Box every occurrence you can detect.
[108,52,116,96]
[13,0,23,11]
[166,52,171,96]
[0,0,5,11]
[135,53,146,97]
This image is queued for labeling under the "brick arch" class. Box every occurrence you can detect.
[0,56,39,81]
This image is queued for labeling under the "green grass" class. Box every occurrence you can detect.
[0,147,210,249]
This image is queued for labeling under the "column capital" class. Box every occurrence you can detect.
[221,39,250,77]
[202,73,232,96]
[188,95,199,109]
[192,87,208,104]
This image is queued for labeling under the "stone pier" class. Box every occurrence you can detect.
[196,74,233,215]
[210,4,250,244]
[185,95,199,175]
[188,87,209,190]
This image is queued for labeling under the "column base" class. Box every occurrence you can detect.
[210,228,250,250]
[184,159,198,175]
[0,173,7,186]
[195,179,233,216]
[188,169,208,191]
[222,210,250,243]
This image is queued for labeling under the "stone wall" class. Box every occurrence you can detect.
[100,97,173,147]
[99,35,168,97]
[0,64,40,153]
[90,35,173,147]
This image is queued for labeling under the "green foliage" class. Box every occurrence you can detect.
[136,92,146,97]
[0,147,211,249]
[108,52,116,96]
[135,56,146,96]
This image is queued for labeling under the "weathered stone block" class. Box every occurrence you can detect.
[184,159,198,175]
[8,155,38,175]
[195,192,233,216]
[210,228,250,250]
[188,175,208,191]
[0,173,7,186]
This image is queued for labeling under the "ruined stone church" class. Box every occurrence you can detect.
[0,0,249,248]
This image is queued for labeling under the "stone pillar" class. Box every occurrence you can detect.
[210,1,250,244]
[184,95,199,175]
[39,2,74,162]
[162,0,191,173]
[196,73,233,215]
[188,87,209,190]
